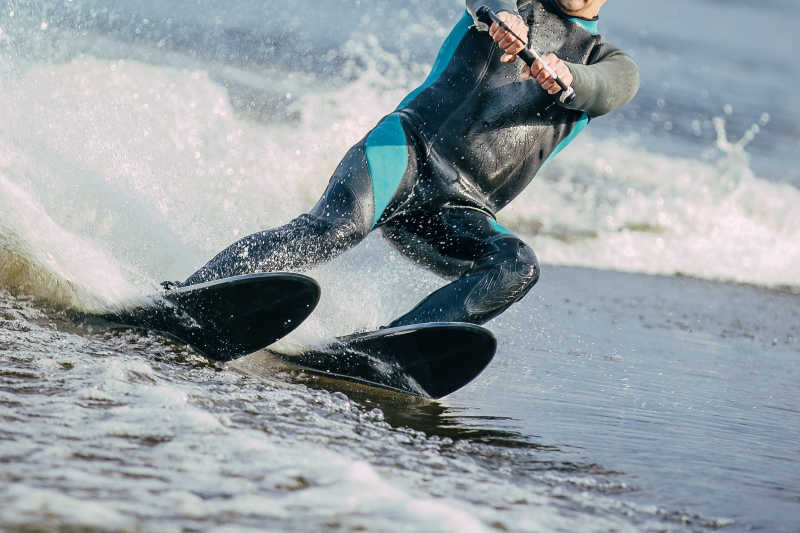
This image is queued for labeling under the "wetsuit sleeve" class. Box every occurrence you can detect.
[466,0,521,30]
[562,43,640,118]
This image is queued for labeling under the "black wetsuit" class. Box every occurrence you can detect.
[184,0,640,327]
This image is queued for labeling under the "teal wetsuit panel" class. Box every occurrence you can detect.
[570,18,598,33]
[398,12,473,110]
[365,12,472,228]
[541,112,590,167]
[365,115,408,228]
[489,218,515,236]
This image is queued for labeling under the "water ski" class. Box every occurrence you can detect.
[96,273,320,361]
[270,322,496,399]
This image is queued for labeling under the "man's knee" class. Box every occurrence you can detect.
[478,236,539,299]
[488,236,539,292]
[463,237,539,318]
[512,240,540,295]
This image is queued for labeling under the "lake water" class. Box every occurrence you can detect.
[1,1,798,531]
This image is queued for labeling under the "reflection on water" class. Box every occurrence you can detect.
[237,351,536,443]
[238,353,634,483]
[302,377,545,449]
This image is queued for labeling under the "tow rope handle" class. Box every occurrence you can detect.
[476,6,576,105]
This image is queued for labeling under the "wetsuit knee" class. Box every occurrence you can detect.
[387,235,539,327]
[480,235,539,280]
[464,235,540,317]
[500,237,540,294]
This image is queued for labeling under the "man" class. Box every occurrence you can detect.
[180,0,639,328]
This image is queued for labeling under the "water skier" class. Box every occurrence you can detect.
[181,0,639,327]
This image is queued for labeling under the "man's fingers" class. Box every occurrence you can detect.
[490,23,511,43]
[534,58,552,75]
[489,23,510,45]
[543,79,559,94]
[542,53,574,88]
[543,54,562,76]
[534,57,553,75]
[534,62,552,85]
[490,14,529,57]
[522,52,573,95]
[532,56,559,85]
[502,38,524,54]
[499,32,521,50]
[500,14,528,43]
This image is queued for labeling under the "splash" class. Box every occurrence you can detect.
[0,53,428,323]
[0,174,138,310]
[1,45,798,315]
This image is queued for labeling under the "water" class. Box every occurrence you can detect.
[1,0,799,531]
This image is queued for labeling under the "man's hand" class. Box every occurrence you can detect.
[522,53,574,95]
[488,12,528,63]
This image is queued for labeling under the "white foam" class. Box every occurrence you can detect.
[502,129,800,289]
[0,485,135,530]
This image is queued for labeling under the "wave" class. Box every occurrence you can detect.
[502,116,800,290]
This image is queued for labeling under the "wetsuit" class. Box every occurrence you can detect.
[184,0,640,327]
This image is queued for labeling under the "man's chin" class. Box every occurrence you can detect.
[554,0,589,14]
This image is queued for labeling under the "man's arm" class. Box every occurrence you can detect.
[561,44,640,117]
[466,1,639,115]
[565,43,639,117]
[526,43,639,118]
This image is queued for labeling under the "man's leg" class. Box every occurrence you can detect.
[382,208,540,327]
[183,142,375,285]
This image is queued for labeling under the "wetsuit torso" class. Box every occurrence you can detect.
[184,0,639,328]
[371,0,639,225]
